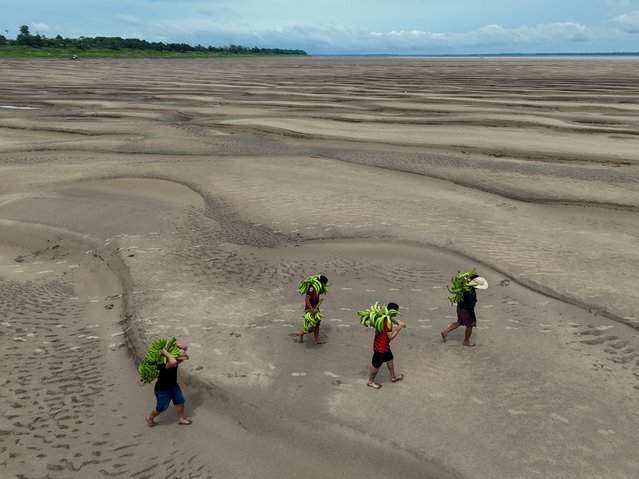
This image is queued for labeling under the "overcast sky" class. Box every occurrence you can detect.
[2,0,639,54]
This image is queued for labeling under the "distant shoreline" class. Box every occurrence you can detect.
[313,52,639,59]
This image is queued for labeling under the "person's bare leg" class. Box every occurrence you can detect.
[176,404,191,424]
[314,324,325,344]
[297,329,305,342]
[146,409,159,427]
[463,326,475,346]
[441,321,460,341]
[368,366,381,388]
[387,360,403,382]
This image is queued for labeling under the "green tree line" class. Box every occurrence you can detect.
[0,25,307,56]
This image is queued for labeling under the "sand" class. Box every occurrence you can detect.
[1,57,638,479]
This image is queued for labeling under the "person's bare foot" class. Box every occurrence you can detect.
[463,342,475,347]
[315,339,326,345]
[177,418,193,425]
[391,373,404,383]
[367,381,382,389]
[146,416,157,428]
[297,331,304,343]
[440,332,447,343]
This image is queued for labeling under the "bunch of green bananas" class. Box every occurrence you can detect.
[447,268,477,304]
[138,337,180,384]
[298,275,330,296]
[303,309,324,333]
[358,302,401,333]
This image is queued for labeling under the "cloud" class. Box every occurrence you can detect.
[600,0,637,11]
[610,10,639,32]
[30,22,51,33]
[117,14,142,26]
[368,22,591,50]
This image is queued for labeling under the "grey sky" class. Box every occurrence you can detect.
[2,0,639,53]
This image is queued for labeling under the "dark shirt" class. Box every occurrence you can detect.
[155,363,178,390]
[458,288,477,320]
[306,286,320,308]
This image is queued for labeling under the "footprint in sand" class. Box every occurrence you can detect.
[508,409,527,416]
[550,412,569,423]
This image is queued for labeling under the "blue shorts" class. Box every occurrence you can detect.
[154,384,185,412]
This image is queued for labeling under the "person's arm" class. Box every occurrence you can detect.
[470,290,477,322]
[305,290,316,314]
[161,347,178,368]
[175,341,188,351]
[386,321,406,342]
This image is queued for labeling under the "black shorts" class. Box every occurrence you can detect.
[372,350,394,368]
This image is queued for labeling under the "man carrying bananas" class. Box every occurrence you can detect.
[146,341,192,427]
[368,302,405,389]
[297,274,329,345]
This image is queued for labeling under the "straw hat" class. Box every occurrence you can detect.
[470,276,488,289]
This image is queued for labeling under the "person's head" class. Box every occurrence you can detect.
[319,275,328,285]
[387,302,399,312]
[470,274,479,280]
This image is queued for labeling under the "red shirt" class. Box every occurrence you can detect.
[373,321,392,352]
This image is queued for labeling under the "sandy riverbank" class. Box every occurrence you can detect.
[1,57,638,479]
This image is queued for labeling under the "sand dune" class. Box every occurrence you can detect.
[1,57,638,479]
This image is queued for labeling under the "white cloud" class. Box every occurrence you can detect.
[30,22,51,33]
[368,22,591,50]
[610,10,639,32]
[117,14,142,26]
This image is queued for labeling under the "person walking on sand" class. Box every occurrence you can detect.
[297,274,329,345]
[146,341,192,427]
[368,302,406,389]
[441,275,488,346]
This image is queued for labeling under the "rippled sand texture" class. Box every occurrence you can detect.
[1,58,638,479]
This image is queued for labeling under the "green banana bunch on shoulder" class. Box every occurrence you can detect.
[299,275,330,295]
[358,302,401,333]
[138,337,180,384]
[447,268,477,304]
